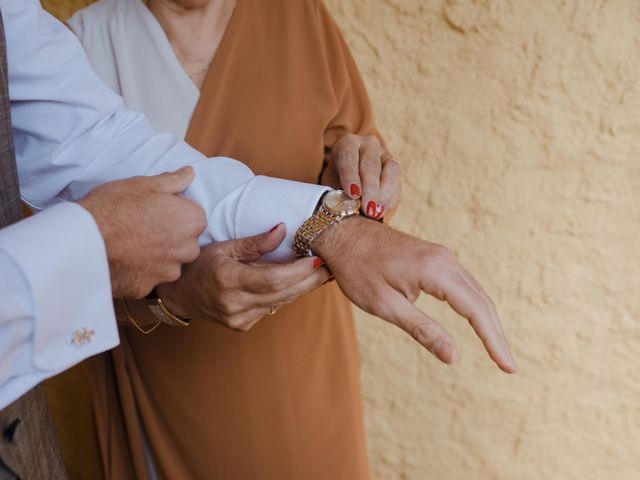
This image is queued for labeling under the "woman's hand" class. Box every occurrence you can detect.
[322,133,401,220]
[156,224,330,332]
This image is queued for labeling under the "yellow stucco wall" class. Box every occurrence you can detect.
[42,1,640,479]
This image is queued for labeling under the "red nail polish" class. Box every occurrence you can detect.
[375,205,385,219]
[366,201,377,217]
[313,258,324,270]
[350,183,361,197]
[269,223,281,233]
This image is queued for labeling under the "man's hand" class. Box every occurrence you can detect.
[156,224,330,332]
[322,133,401,220]
[313,216,517,373]
[79,167,206,299]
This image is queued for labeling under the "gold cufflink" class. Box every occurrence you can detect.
[69,327,95,346]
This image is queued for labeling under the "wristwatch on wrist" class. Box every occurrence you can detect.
[145,289,191,327]
[294,190,360,258]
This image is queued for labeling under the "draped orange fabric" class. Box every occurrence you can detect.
[53,1,381,478]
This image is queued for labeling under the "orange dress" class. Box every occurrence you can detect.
[60,1,382,478]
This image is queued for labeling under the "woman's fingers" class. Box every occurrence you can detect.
[435,269,517,373]
[382,290,458,364]
[331,134,399,221]
[226,267,331,331]
[378,153,401,212]
[218,223,288,263]
[358,141,385,219]
[247,266,331,310]
[332,134,363,198]
[242,256,324,294]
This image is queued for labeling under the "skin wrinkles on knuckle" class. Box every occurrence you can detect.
[384,159,402,177]
[361,150,384,167]
[262,270,285,293]
[225,316,245,331]
[228,312,259,332]
[218,295,241,317]
[334,133,357,150]
[335,150,358,168]
[218,263,245,291]
[410,322,443,349]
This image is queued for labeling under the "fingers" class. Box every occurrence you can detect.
[378,153,401,212]
[384,290,458,364]
[148,166,196,194]
[359,141,385,219]
[332,135,362,198]
[222,266,330,332]
[242,256,324,294]
[438,269,517,373]
[247,266,331,309]
[332,134,399,220]
[224,223,287,263]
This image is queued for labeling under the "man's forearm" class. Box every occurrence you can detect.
[5,0,329,261]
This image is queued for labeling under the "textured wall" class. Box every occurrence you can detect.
[42,1,640,479]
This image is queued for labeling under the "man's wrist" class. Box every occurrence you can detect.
[311,215,370,264]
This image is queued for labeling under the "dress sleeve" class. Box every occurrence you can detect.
[316,1,384,153]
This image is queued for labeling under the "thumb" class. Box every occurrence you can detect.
[148,166,195,194]
[227,223,287,262]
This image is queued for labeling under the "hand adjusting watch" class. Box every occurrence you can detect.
[142,189,358,326]
[294,190,361,258]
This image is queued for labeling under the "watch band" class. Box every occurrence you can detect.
[294,196,360,258]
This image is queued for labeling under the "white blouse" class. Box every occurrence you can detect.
[68,0,200,139]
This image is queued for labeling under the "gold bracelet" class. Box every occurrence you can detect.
[156,297,191,327]
[121,299,162,335]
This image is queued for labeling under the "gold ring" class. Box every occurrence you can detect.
[268,306,278,316]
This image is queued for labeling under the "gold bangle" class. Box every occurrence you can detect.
[156,297,191,327]
[122,299,162,335]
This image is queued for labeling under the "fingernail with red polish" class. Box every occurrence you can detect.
[350,183,361,198]
[269,223,282,233]
[366,201,377,217]
[375,204,385,219]
[313,258,325,270]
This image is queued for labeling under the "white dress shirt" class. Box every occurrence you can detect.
[0,0,329,410]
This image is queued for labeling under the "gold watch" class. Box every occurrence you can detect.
[294,190,360,258]
[145,289,191,327]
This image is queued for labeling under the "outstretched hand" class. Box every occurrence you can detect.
[313,216,517,373]
[157,224,330,331]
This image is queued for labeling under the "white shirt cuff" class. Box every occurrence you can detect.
[0,202,118,371]
[185,157,330,262]
[236,176,330,262]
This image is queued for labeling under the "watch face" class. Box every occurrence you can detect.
[323,190,360,215]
